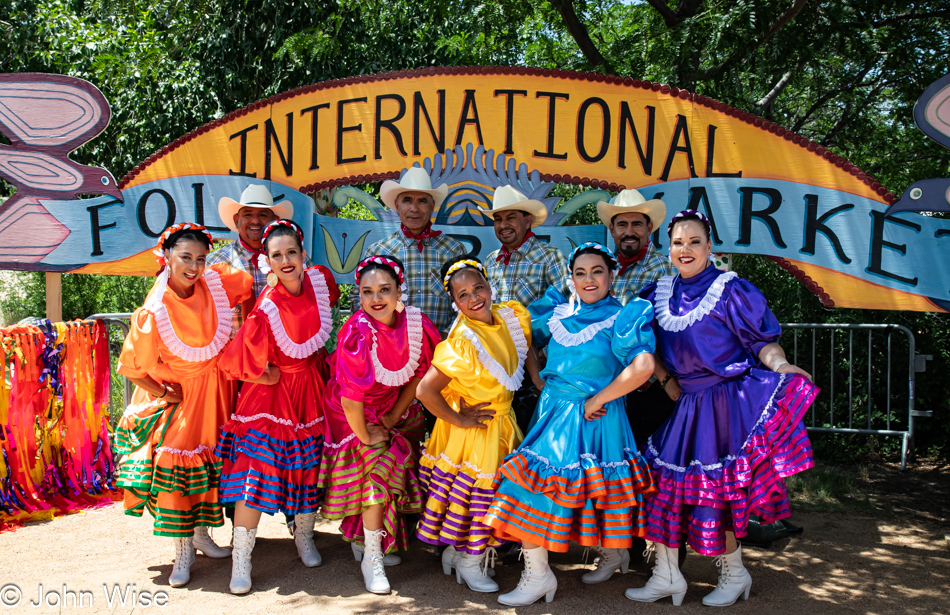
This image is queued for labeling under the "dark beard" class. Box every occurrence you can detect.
[617,238,641,258]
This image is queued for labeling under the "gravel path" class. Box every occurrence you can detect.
[1,492,947,615]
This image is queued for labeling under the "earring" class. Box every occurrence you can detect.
[491,286,497,301]
[266,272,279,287]
[451,302,459,312]
[396,300,405,313]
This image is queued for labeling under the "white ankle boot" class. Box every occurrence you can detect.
[581,545,630,584]
[192,525,232,558]
[625,543,688,605]
[352,542,401,566]
[498,546,557,606]
[294,512,322,567]
[702,545,752,606]
[442,545,496,577]
[454,550,499,593]
[229,527,257,595]
[361,528,391,594]
[169,536,195,588]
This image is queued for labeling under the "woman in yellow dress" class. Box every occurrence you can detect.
[114,222,252,588]
[415,255,537,594]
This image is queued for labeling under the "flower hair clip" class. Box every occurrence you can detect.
[257,253,272,275]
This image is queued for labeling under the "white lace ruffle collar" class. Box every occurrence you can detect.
[548,302,619,347]
[654,270,738,332]
[144,267,232,363]
[259,269,333,359]
[358,306,424,388]
[457,306,527,392]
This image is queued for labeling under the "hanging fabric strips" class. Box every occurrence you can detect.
[0,319,116,532]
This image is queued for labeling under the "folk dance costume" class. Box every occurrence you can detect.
[115,265,250,532]
[629,264,817,607]
[485,287,657,590]
[215,266,339,556]
[417,303,530,555]
[318,305,440,555]
[114,224,252,587]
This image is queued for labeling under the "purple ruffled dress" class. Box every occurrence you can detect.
[639,264,817,556]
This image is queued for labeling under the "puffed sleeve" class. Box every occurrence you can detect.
[723,277,781,356]
[527,285,567,348]
[611,297,656,365]
[209,263,253,308]
[500,300,533,349]
[310,265,341,307]
[335,316,375,402]
[116,308,160,379]
[218,309,270,381]
[431,337,481,390]
[416,312,443,379]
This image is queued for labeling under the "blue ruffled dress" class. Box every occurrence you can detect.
[484,287,657,552]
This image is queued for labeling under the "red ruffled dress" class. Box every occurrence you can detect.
[215,266,339,515]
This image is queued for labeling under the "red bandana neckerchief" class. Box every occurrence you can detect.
[617,243,649,276]
[496,231,536,266]
[401,222,442,253]
[239,237,265,270]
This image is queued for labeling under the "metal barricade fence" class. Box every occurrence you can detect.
[780,323,932,470]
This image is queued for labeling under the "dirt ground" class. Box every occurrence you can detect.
[1,462,947,615]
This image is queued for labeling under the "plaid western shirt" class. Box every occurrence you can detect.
[611,241,674,306]
[366,230,466,333]
[208,241,267,298]
[486,236,570,307]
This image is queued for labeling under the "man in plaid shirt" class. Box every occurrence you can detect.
[208,184,294,325]
[599,190,674,307]
[485,185,570,307]
[484,185,569,433]
[365,167,465,334]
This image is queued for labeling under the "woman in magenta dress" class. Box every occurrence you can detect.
[318,255,440,595]
[626,210,817,607]
[215,219,340,594]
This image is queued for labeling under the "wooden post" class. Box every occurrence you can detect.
[45,272,62,322]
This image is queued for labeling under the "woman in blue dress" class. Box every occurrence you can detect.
[626,210,817,607]
[485,242,657,607]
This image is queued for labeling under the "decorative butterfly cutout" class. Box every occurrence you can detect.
[0,73,123,266]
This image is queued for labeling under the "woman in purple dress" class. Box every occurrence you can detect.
[626,210,818,608]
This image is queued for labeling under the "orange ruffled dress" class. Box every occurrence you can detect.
[114,263,252,536]
[215,266,340,515]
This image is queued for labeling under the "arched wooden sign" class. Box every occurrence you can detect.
[1,67,948,313]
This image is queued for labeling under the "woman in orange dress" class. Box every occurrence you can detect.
[215,219,339,594]
[114,223,253,588]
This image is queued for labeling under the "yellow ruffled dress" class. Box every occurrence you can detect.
[417,301,529,555]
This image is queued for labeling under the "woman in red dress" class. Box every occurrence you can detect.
[215,219,339,594]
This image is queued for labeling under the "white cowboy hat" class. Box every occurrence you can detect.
[379,167,449,210]
[596,188,666,228]
[218,184,294,233]
[488,185,548,227]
